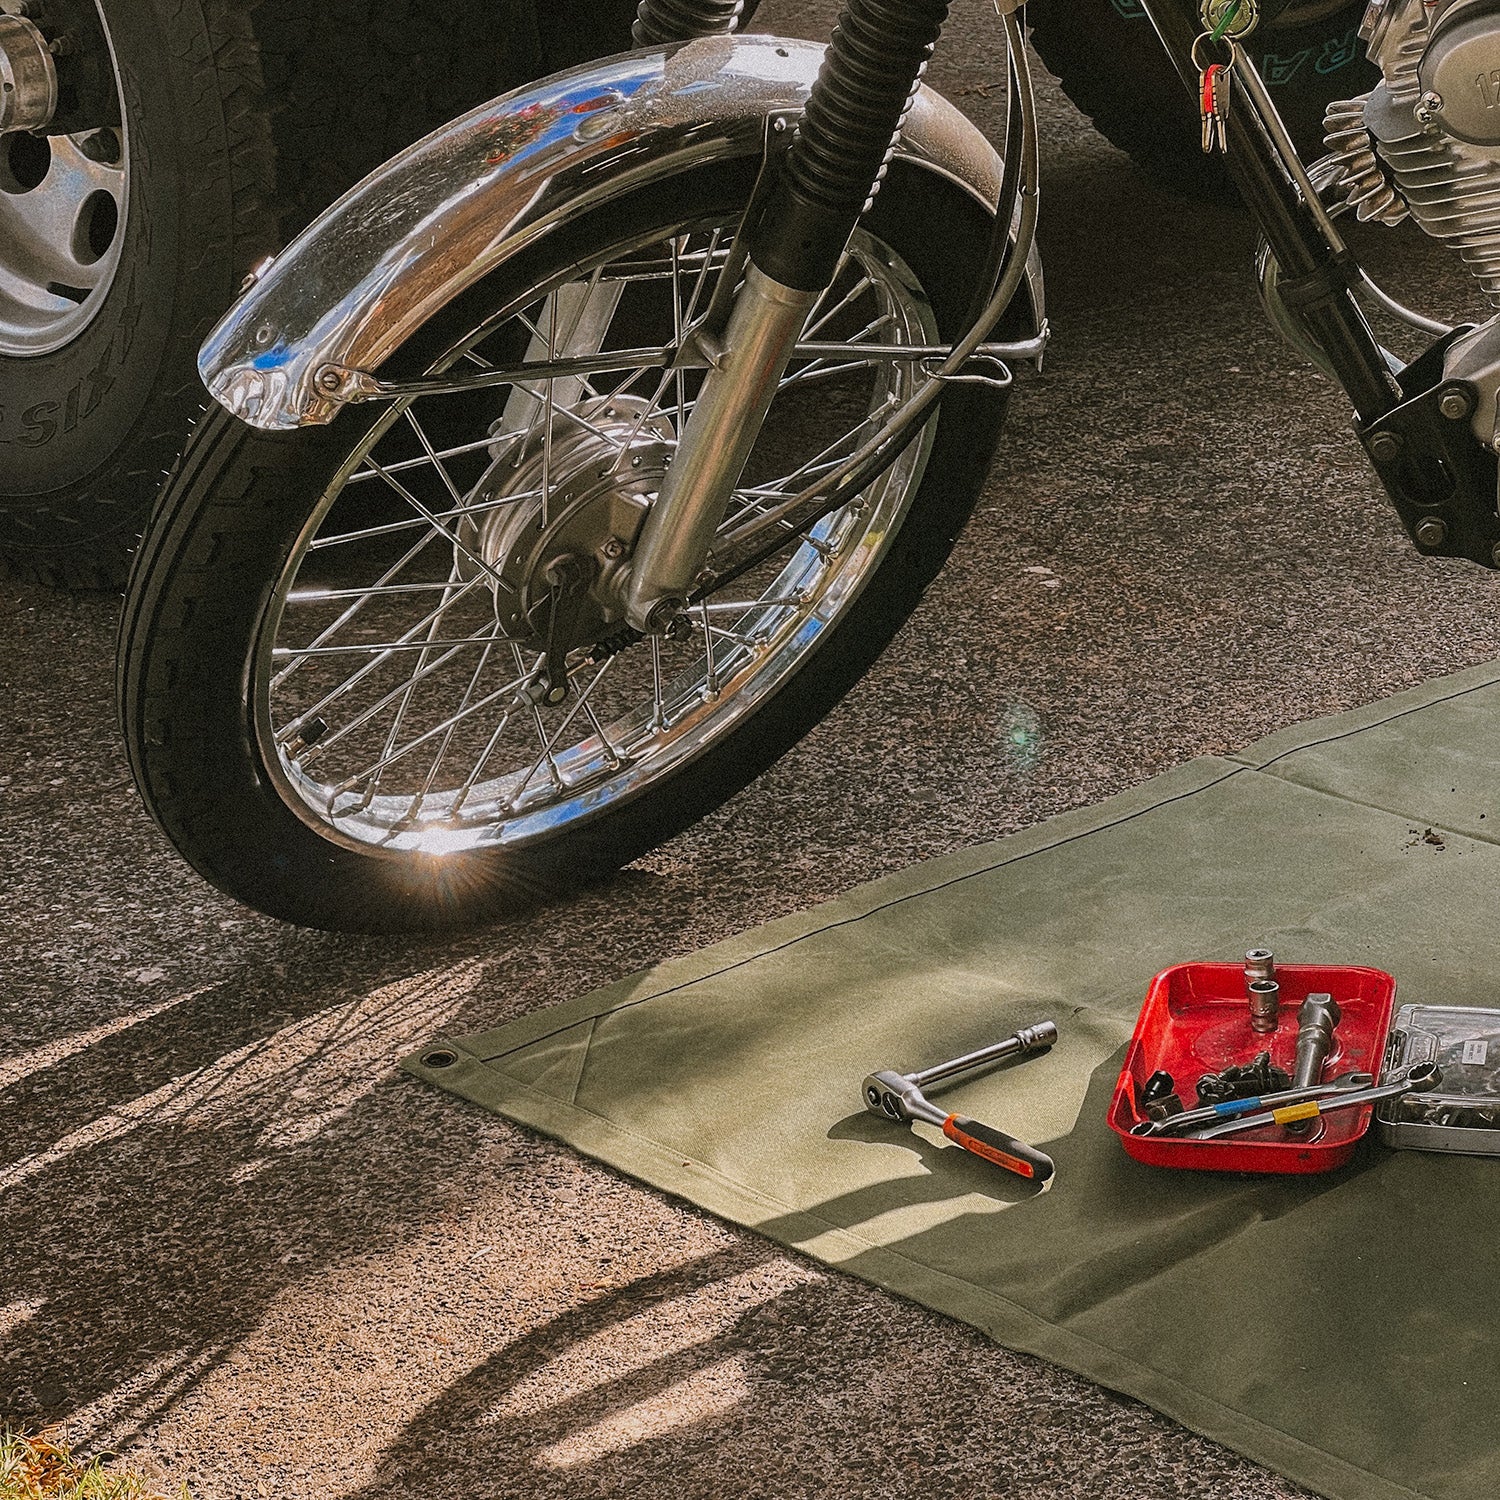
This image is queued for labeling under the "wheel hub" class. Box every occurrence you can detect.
[0,14,58,135]
[0,2,126,355]
[458,393,674,647]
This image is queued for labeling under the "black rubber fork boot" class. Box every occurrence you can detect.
[747,0,952,294]
[632,0,744,45]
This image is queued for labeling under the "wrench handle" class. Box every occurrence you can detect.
[941,1114,1055,1183]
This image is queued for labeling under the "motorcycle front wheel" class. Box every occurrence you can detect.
[118,158,1013,931]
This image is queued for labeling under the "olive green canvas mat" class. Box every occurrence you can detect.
[403,662,1500,1500]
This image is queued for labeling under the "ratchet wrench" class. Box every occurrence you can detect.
[863,1021,1058,1183]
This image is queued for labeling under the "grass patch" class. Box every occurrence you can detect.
[0,1429,188,1500]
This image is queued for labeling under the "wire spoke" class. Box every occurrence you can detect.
[270,534,487,694]
[308,485,546,552]
[404,409,467,508]
[286,581,464,604]
[698,599,719,696]
[410,629,504,815]
[780,357,882,389]
[342,431,503,487]
[364,450,516,595]
[509,654,619,809]
[696,594,806,615]
[720,394,900,539]
[345,567,466,811]
[294,623,512,767]
[329,649,537,804]
[272,635,503,659]
[456,642,552,810]
[691,616,762,650]
[803,269,870,339]
[649,633,665,732]
[274,572,493,738]
[580,696,624,769]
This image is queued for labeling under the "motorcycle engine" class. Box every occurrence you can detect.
[1329,0,1500,300]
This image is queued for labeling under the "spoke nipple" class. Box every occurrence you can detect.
[284,714,329,758]
[525,678,570,707]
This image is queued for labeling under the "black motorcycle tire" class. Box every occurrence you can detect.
[118,160,1012,932]
[1028,0,1379,198]
[0,0,638,590]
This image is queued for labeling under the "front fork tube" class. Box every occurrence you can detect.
[622,267,815,632]
[620,0,952,632]
[1136,0,1397,424]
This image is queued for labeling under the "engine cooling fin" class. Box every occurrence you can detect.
[1323,95,1408,226]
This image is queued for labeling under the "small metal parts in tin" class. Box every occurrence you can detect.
[1377,1004,1500,1153]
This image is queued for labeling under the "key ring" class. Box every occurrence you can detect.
[1191,31,1235,74]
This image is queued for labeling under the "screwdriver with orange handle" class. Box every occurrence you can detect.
[862,1021,1058,1184]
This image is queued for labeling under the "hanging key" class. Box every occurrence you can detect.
[1211,61,1231,152]
[1199,61,1228,154]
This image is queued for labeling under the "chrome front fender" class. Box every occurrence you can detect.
[202,34,1039,432]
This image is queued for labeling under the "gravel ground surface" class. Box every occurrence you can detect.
[4,4,1498,1497]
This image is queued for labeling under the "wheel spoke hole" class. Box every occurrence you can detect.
[77,128,122,167]
[2,131,50,193]
[73,188,119,264]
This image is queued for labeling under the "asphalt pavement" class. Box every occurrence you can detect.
[4,2,1498,1496]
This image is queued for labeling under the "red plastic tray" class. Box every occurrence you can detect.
[1108,962,1397,1174]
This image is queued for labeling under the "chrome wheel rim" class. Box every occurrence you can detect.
[254,216,940,857]
[0,7,127,356]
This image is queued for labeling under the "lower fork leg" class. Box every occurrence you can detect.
[621,265,816,633]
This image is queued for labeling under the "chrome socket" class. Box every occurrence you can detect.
[1248,977,1281,1033]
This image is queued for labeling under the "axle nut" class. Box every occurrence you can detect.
[1414,516,1448,548]
[1368,430,1402,462]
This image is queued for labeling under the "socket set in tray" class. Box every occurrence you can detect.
[1108,950,1500,1173]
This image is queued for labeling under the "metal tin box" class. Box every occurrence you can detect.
[1376,1004,1500,1154]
